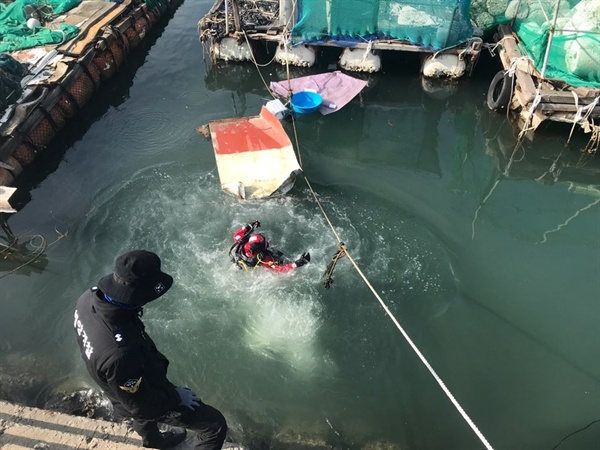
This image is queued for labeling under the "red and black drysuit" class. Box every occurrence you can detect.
[230,224,307,272]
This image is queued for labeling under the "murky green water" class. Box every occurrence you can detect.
[1,1,599,449]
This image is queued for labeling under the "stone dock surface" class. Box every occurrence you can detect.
[0,399,147,449]
[0,400,233,449]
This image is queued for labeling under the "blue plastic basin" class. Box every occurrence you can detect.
[290,91,323,114]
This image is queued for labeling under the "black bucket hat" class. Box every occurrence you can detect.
[98,250,173,307]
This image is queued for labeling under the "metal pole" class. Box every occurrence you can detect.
[540,0,562,79]
[225,0,229,35]
[280,0,295,30]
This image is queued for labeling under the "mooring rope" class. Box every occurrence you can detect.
[287,101,494,450]
[502,89,541,177]
[323,242,346,289]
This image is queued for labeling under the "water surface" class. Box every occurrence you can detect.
[1,1,599,449]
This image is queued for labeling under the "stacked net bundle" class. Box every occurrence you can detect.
[292,0,473,50]
[0,0,81,52]
[0,53,26,114]
[471,0,600,87]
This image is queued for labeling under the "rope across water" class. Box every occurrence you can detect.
[291,115,494,450]
[241,25,495,449]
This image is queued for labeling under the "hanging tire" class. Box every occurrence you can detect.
[487,70,513,111]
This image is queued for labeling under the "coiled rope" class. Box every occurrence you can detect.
[240,25,494,448]
[323,242,346,289]
[0,223,67,279]
[0,233,47,279]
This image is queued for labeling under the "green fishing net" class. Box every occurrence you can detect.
[0,0,81,52]
[0,53,26,113]
[292,0,473,50]
[472,0,600,87]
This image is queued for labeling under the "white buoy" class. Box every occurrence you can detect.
[27,18,41,29]
[422,54,466,79]
[275,43,316,68]
[339,48,381,73]
[210,37,254,62]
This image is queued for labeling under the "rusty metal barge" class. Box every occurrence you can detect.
[0,0,183,187]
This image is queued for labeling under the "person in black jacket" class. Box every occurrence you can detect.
[74,250,227,449]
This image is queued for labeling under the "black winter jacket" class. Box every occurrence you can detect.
[74,288,180,419]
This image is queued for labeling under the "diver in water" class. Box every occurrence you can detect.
[229,220,310,272]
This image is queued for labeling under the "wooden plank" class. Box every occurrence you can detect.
[539,103,600,114]
[231,0,241,33]
[497,25,537,105]
[538,83,600,105]
[60,0,132,57]
[57,1,117,54]
[497,25,600,106]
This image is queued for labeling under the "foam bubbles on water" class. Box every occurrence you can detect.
[238,281,326,373]
[112,170,341,379]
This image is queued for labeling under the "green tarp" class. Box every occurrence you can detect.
[471,0,600,88]
[292,0,473,50]
[0,53,26,113]
[0,0,82,52]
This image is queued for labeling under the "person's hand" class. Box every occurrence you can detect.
[175,386,200,411]
[252,220,261,228]
[295,252,310,267]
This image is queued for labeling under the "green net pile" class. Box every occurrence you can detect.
[292,0,473,50]
[0,53,26,114]
[0,0,82,52]
[471,0,600,88]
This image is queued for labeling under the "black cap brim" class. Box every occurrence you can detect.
[98,271,173,307]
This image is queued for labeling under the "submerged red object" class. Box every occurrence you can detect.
[209,107,301,199]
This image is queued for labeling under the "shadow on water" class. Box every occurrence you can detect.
[1,17,599,447]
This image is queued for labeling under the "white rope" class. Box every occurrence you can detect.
[506,58,518,76]
[290,127,495,450]
[517,89,542,140]
[567,93,599,144]
[567,90,583,144]
[535,0,551,22]
[577,95,599,124]
[362,40,374,62]
[510,55,534,75]
[242,14,495,445]
[472,178,501,240]
[487,35,520,58]
[342,250,495,450]
[291,152,496,450]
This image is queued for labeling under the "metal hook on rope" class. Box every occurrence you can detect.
[323,242,347,289]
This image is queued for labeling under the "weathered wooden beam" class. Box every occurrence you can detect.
[538,102,600,114]
[231,0,241,33]
[497,25,537,106]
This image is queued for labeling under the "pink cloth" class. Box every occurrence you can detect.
[269,71,368,115]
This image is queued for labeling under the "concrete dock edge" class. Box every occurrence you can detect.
[0,399,145,449]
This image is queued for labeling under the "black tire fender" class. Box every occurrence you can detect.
[487,70,513,111]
